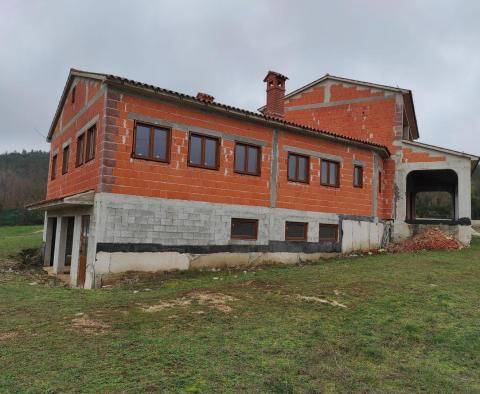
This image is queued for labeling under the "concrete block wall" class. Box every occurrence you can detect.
[341,219,385,253]
[88,192,386,285]
[94,192,340,246]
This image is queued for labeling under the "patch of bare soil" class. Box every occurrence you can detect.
[0,332,19,341]
[142,299,192,313]
[293,294,348,308]
[190,291,237,313]
[230,279,279,290]
[142,291,237,314]
[71,314,110,334]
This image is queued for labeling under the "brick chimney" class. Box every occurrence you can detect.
[263,71,288,118]
[196,92,215,103]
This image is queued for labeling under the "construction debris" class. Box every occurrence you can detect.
[388,227,462,252]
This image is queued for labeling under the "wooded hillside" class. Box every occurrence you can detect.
[0,150,479,224]
[0,150,49,224]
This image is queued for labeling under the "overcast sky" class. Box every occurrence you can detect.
[1,0,479,154]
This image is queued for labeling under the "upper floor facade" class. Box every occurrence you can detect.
[44,69,426,221]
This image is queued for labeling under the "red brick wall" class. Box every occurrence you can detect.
[46,78,104,200]
[283,82,402,219]
[103,91,272,207]
[402,148,446,163]
[276,131,375,216]
[284,84,397,151]
[46,81,395,219]
[101,89,383,217]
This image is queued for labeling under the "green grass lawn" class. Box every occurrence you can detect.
[0,225,43,260]
[1,227,480,393]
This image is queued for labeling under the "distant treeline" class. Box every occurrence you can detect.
[0,150,479,225]
[0,150,49,225]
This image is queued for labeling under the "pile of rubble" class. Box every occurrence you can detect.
[388,227,462,252]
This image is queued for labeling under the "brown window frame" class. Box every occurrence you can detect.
[51,154,57,180]
[285,221,308,241]
[71,85,76,104]
[287,152,310,184]
[187,132,220,170]
[62,145,70,175]
[132,121,171,163]
[231,218,259,240]
[353,165,363,188]
[378,171,382,193]
[85,125,96,162]
[319,224,339,243]
[76,133,85,167]
[234,142,261,176]
[321,159,340,188]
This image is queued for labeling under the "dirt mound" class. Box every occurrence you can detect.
[293,294,347,308]
[71,314,110,334]
[388,227,462,252]
[141,291,237,314]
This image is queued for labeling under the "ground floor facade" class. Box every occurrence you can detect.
[40,191,388,288]
[37,139,477,289]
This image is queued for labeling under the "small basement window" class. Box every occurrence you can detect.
[319,224,338,243]
[321,159,340,187]
[231,218,258,240]
[285,221,308,241]
[353,165,363,188]
[188,133,220,170]
[234,142,260,176]
[134,123,170,163]
[62,145,70,174]
[288,153,309,183]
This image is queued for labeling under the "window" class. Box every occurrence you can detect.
[321,159,340,187]
[86,125,96,162]
[353,165,363,188]
[71,86,76,104]
[188,133,219,170]
[288,153,309,183]
[76,134,85,167]
[285,221,308,241]
[133,123,170,162]
[378,171,382,193]
[319,224,338,243]
[234,142,260,176]
[51,154,57,180]
[62,146,70,174]
[231,218,258,240]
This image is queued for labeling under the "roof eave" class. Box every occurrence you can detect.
[26,190,95,211]
[105,77,390,158]
[46,69,106,142]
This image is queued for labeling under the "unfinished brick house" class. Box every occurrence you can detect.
[29,68,479,288]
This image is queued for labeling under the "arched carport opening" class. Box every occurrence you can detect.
[406,169,458,221]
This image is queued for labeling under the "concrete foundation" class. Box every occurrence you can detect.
[73,192,387,287]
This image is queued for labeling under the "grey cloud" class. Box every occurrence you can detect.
[0,0,479,154]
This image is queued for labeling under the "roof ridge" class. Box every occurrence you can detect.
[48,69,390,154]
